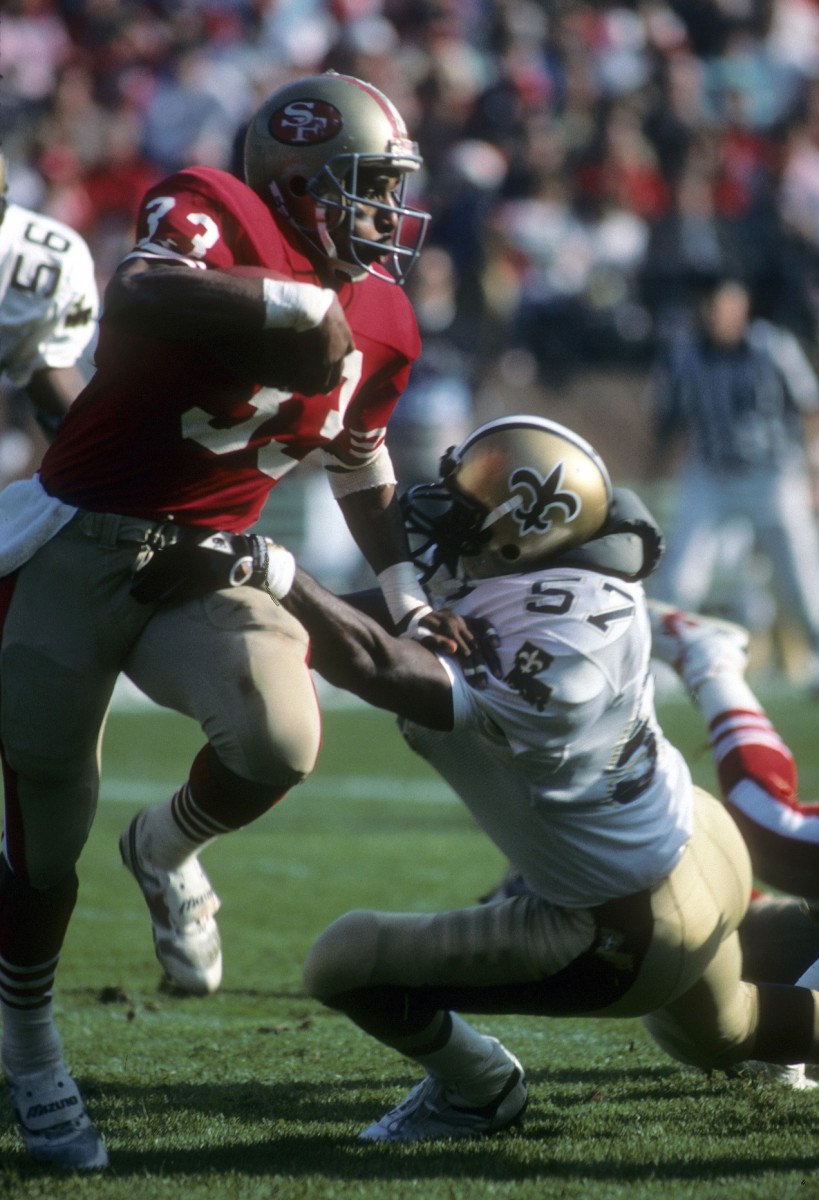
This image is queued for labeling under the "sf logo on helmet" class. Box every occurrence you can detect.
[508,462,580,534]
[268,100,343,145]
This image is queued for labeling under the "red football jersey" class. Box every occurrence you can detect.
[40,167,421,531]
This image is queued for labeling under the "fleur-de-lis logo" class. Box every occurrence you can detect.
[505,641,554,711]
[516,645,545,675]
[508,462,580,535]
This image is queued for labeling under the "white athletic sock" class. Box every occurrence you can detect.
[694,674,762,725]
[1,1001,63,1077]
[404,1013,517,1106]
[138,784,223,870]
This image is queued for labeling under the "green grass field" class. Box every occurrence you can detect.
[3,683,819,1199]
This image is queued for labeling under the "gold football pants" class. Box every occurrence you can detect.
[305,789,819,1070]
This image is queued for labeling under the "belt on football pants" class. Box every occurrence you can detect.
[592,886,655,932]
[75,510,165,549]
[526,887,657,1017]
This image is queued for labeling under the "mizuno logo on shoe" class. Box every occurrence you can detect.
[179,891,215,914]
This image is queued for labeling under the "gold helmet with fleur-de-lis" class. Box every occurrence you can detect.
[402,415,612,580]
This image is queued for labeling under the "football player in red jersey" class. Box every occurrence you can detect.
[0,71,486,1170]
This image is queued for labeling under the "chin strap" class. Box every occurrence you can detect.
[556,487,665,581]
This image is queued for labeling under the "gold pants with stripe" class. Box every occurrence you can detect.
[306,789,819,1069]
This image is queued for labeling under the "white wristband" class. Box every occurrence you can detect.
[261,540,297,600]
[262,278,336,332]
[400,605,435,641]
[377,561,429,625]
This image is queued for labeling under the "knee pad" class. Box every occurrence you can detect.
[218,679,321,788]
[303,910,380,1002]
[211,732,316,795]
[235,743,315,794]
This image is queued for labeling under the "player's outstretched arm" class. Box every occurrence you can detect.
[284,566,455,730]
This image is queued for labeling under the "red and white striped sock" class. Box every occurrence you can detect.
[709,708,799,804]
[138,782,230,870]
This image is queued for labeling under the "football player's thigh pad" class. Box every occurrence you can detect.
[126,587,320,783]
[304,897,596,1001]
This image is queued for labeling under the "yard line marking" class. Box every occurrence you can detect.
[110,676,365,713]
[99,774,457,805]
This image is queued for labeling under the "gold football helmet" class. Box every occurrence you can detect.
[244,71,429,283]
[402,415,612,580]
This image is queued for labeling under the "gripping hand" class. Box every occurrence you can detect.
[397,607,502,691]
[130,523,294,605]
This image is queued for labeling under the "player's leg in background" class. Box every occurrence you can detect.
[648,600,819,899]
[740,895,819,986]
[731,893,819,1088]
[649,599,819,1085]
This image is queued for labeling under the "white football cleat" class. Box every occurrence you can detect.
[648,600,749,694]
[358,1052,528,1142]
[120,810,222,995]
[727,1060,818,1090]
[5,1061,108,1170]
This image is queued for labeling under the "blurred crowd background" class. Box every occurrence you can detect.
[4,0,819,674]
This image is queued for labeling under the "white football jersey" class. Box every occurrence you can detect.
[404,567,694,907]
[0,202,98,387]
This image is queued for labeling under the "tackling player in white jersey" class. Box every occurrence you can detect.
[0,152,98,440]
[138,413,819,1141]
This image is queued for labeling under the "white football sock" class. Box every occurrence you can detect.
[1,1001,63,1076]
[402,1012,517,1106]
[694,674,762,725]
[138,782,224,868]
